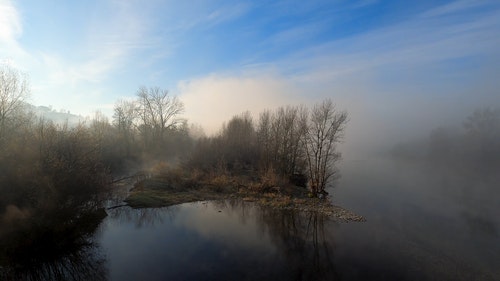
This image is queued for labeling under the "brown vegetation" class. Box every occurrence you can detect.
[187,100,348,197]
[1,65,353,259]
[124,164,364,221]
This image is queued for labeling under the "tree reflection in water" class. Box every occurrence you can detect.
[106,205,178,228]
[216,200,340,281]
[0,208,108,281]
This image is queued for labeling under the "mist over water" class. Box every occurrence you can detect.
[1,81,499,280]
[97,159,499,281]
[335,156,499,280]
[75,112,500,280]
[328,105,500,280]
[2,0,500,279]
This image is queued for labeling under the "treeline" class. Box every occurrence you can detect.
[0,67,113,270]
[188,100,347,196]
[0,66,200,273]
[0,66,192,220]
[392,107,500,173]
[428,108,500,173]
[111,86,193,165]
[1,64,348,221]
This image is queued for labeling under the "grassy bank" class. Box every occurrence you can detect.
[124,178,233,208]
[124,170,365,222]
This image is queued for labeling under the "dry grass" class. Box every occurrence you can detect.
[124,166,365,222]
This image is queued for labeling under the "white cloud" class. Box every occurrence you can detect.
[177,73,305,134]
[3,0,500,143]
[25,0,167,117]
[0,0,21,42]
[0,0,28,64]
[61,1,157,83]
[176,0,500,154]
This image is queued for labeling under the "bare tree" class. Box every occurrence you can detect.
[0,65,30,138]
[257,106,308,177]
[136,86,184,147]
[90,111,112,140]
[257,109,272,170]
[113,100,137,132]
[113,99,138,156]
[220,112,257,169]
[303,99,347,197]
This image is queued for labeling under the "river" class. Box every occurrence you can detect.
[97,157,499,280]
[1,157,498,280]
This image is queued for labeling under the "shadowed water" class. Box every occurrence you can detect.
[100,201,338,281]
[1,157,498,280]
[96,157,498,280]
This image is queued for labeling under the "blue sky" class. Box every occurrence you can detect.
[1,0,500,145]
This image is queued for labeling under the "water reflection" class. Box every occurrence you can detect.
[0,209,107,281]
[100,200,341,281]
[107,205,178,228]
[7,151,496,281]
[215,200,339,279]
[258,207,339,280]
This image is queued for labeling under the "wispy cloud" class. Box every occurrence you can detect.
[420,0,493,18]
[4,0,168,115]
[34,1,251,87]
[66,1,158,83]
[0,0,21,42]
[349,0,379,9]
[206,2,251,26]
[171,1,252,32]
[177,0,500,147]
[4,0,500,135]
[266,21,328,46]
[278,1,500,85]
[0,0,28,65]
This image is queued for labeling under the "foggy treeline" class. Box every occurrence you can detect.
[1,65,347,225]
[388,107,500,235]
[0,70,191,222]
[189,100,348,197]
[1,66,114,267]
[391,107,500,174]
[0,65,347,273]
[0,66,195,273]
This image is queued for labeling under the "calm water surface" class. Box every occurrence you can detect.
[2,157,498,280]
[96,157,499,281]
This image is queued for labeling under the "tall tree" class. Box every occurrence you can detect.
[257,110,272,170]
[0,66,30,138]
[113,99,138,156]
[220,112,257,169]
[303,99,347,197]
[258,106,308,176]
[136,86,184,147]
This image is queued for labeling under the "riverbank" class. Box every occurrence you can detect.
[123,175,365,222]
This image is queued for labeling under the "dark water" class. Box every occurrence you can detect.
[331,158,499,280]
[96,157,499,281]
[100,202,336,281]
[2,158,499,280]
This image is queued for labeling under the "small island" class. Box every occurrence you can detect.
[124,168,365,222]
[120,97,365,222]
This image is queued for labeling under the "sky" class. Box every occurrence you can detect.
[1,0,500,153]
